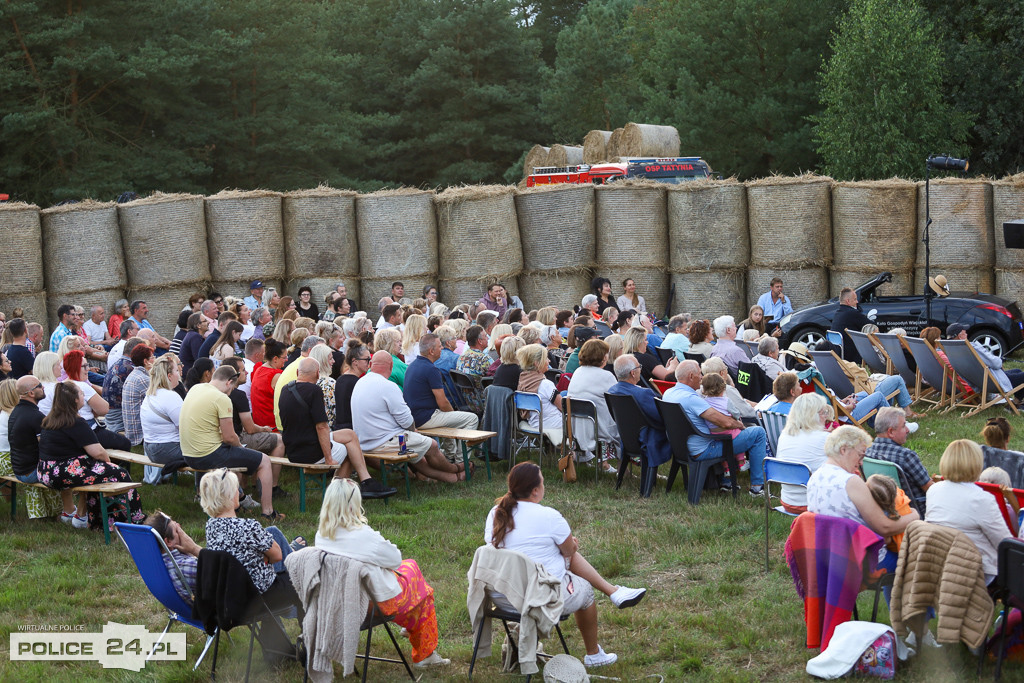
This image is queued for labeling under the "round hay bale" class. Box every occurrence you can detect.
[0,291,47,333]
[41,201,127,294]
[747,175,833,267]
[204,190,285,281]
[606,128,624,159]
[913,266,994,295]
[583,130,612,164]
[600,267,669,318]
[117,193,210,288]
[440,278,518,310]
[995,269,1024,302]
[436,185,522,283]
[747,266,829,312]
[667,180,748,271]
[595,183,668,267]
[547,145,584,167]
[127,284,208,339]
[515,184,595,272]
[915,179,993,269]
[670,271,746,320]
[524,145,550,176]
[284,277,360,310]
[619,123,681,158]
[0,202,44,295]
[360,278,435,311]
[46,288,126,333]
[282,187,359,279]
[356,189,438,284]
[829,269,913,297]
[209,279,283,302]
[991,176,1024,269]
[832,180,917,272]
[519,271,592,312]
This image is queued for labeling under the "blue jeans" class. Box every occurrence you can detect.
[267,526,293,574]
[698,426,768,486]
[88,371,105,386]
[15,471,38,484]
[851,391,890,427]
[874,375,912,408]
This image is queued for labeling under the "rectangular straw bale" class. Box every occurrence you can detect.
[746,174,833,267]
[0,202,44,294]
[361,278,434,311]
[117,193,210,288]
[832,180,917,272]
[547,145,584,167]
[515,184,595,272]
[829,269,913,297]
[667,180,748,271]
[915,179,993,268]
[670,270,746,320]
[0,291,48,337]
[618,123,681,158]
[205,190,285,281]
[41,201,127,293]
[991,176,1024,269]
[356,189,438,281]
[524,145,551,176]
[583,130,612,164]
[282,188,359,279]
[747,266,829,313]
[127,284,209,340]
[913,266,994,295]
[518,271,592,312]
[595,184,668,268]
[436,185,523,281]
[996,269,1024,302]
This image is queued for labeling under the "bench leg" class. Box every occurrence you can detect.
[482,443,492,481]
[402,465,411,500]
[9,481,17,521]
[461,441,471,482]
[298,469,307,513]
[99,494,111,545]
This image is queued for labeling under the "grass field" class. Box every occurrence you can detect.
[2,390,1023,681]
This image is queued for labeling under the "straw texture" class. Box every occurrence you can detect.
[0,202,44,294]
[117,193,210,288]
[547,145,584,167]
[127,284,207,339]
[746,266,828,311]
[47,288,126,332]
[583,130,612,163]
[915,179,993,268]
[436,185,523,283]
[996,269,1024,301]
[671,271,746,320]
[746,175,833,267]
[913,266,994,295]
[210,279,282,301]
[832,180,917,271]
[360,278,433,311]
[515,184,595,271]
[619,123,681,158]
[991,177,1024,269]
[519,272,592,312]
[829,269,912,297]
[204,190,285,281]
[440,278,519,310]
[602,267,669,318]
[41,201,127,293]
[0,291,48,336]
[282,188,359,279]
[607,128,624,159]
[524,145,550,176]
[284,277,360,311]
[595,184,668,267]
[356,189,438,282]
[667,180,748,271]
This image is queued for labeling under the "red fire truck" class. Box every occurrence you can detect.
[526,157,713,187]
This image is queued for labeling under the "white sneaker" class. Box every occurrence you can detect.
[239,494,261,510]
[413,651,451,668]
[906,421,919,434]
[905,630,942,649]
[609,586,647,609]
[60,507,78,525]
[584,646,617,668]
[71,514,89,529]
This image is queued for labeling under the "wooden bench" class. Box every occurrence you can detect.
[418,427,499,482]
[366,447,418,500]
[106,450,245,491]
[266,456,335,512]
[0,475,140,545]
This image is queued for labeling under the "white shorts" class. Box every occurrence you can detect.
[311,440,348,465]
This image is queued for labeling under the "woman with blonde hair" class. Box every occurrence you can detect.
[604,334,624,371]
[775,393,833,513]
[315,478,449,667]
[487,323,513,355]
[492,335,524,390]
[737,304,767,337]
[271,318,295,346]
[140,355,186,470]
[516,344,563,446]
[623,327,676,382]
[308,345,337,427]
[402,314,428,364]
[447,318,470,355]
[536,307,557,326]
[0,378,62,519]
[287,327,309,363]
[374,327,407,388]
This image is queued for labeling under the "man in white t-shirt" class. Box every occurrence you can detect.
[240,338,264,403]
[107,319,140,370]
[82,305,116,348]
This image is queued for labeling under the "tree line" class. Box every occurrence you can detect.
[2,0,1021,206]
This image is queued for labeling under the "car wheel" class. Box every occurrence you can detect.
[968,329,1007,358]
[793,326,825,349]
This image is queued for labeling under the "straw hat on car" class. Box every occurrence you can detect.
[780,341,812,364]
[928,274,950,297]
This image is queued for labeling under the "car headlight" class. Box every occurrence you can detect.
[778,314,792,328]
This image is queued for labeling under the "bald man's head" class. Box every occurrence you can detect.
[16,375,44,403]
[675,359,701,388]
[297,357,319,381]
[137,328,157,346]
[370,350,393,377]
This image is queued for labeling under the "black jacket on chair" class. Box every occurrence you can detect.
[193,549,261,635]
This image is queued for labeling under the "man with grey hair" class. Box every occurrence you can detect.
[660,314,692,360]
[403,333,479,461]
[752,336,786,381]
[475,310,499,336]
[580,294,600,317]
[607,355,671,492]
[200,299,220,337]
[864,406,933,510]
[271,335,325,431]
[82,304,116,348]
[710,314,746,372]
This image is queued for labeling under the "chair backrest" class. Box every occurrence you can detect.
[997,538,1024,602]
[654,397,701,463]
[825,329,845,350]
[655,346,675,365]
[763,456,812,487]
[513,391,542,414]
[736,361,771,402]
[544,368,561,384]
[975,481,1020,534]
[983,445,1024,489]
[450,369,482,404]
[872,333,917,386]
[564,396,597,420]
[684,352,707,364]
[739,340,757,359]
[808,350,857,398]
[650,379,676,396]
[604,392,650,456]
[937,339,989,393]
[757,410,788,456]
[115,522,199,626]
[902,336,953,393]
[861,456,903,490]
[846,330,888,374]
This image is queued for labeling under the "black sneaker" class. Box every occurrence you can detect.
[272,486,290,499]
[360,478,398,499]
[748,486,765,497]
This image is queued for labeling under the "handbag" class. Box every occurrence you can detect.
[558,398,577,483]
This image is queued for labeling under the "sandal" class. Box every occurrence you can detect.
[261,510,286,523]
[289,536,307,551]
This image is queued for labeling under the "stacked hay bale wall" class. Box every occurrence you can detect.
[746,175,833,310]
[515,184,595,311]
[547,145,584,167]
[524,145,550,176]
[914,179,994,294]
[118,193,211,337]
[436,185,522,307]
[0,202,47,332]
[41,201,127,329]
[583,130,612,163]
[357,189,438,310]
[991,175,1024,300]
[830,180,917,296]
[595,182,669,315]
[666,180,748,320]
[282,187,360,307]
[205,189,285,297]
[618,123,681,158]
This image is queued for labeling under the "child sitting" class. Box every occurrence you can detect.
[979,466,1020,536]
[865,474,912,553]
[700,373,746,470]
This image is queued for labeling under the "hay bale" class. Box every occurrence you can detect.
[618,123,681,158]
[606,128,624,158]
[0,291,48,334]
[439,278,521,311]
[41,201,127,294]
[913,266,994,295]
[990,176,1024,269]
[356,189,438,287]
[595,183,668,267]
[117,193,210,288]
[996,269,1024,303]
[547,144,584,167]
[670,271,746,320]
[127,284,208,339]
[583,130,612,164]
[747,174,833,267]
[519,271,592,312]
[284,277,360,310]
[0,202,44,295]
[915,179,993,269]
[832,180,917,273]
[524,145,551,176]
[360,278,434,311]
[667,180,748,271]
[204,190,285,281]
[830,269,913,297]
[747,266,829,312]
[209,279,282,302]
[282,187,359,279]
[46,288,126,332]
[515,184,595,272]
[601,267,669,318]
[436,185,523,291]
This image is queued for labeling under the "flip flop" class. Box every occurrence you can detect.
[290,537,307,551]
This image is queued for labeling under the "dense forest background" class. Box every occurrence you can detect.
[2,0,1022,206]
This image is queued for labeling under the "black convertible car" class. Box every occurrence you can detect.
[777,272,1024,357]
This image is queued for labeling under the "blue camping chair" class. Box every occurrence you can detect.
[513,391,548,467]
[115,522,217,671]
[825,330,845,358]
[761,458,811,571]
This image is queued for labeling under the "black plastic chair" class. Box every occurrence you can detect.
[684,352,707,364]
[468,595,571,682]
[451,369,485,415]
[654,398,738,504]
[604,392,658,497]
[736,360,772,402]
[655,346,675,365]
[993,538,1024,680]
[563,397,614,482]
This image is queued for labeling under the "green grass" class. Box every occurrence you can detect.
[2,381,1024,681]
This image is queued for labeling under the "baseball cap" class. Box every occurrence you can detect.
[574,327,599,344]
[946,323,967,338]
[249,280,263,290]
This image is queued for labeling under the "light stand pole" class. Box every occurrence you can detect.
[923,154,969,322]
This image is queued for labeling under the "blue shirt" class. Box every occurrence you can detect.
[243,295,261,312]
[767,400,792,415]
[403,356,445,426]
[434,349,461,407]
[660,332,690,360]
[49,322,71,352]
[129,316,155,332]
[757,291,792,321]
[662,383,713,456]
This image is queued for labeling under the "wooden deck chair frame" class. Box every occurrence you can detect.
[846,330,889,375]
[900,336,958,412]
[810,377,877,428]
[937,339,1023,417]
[870,333,935,404]
[809,349,900,404]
